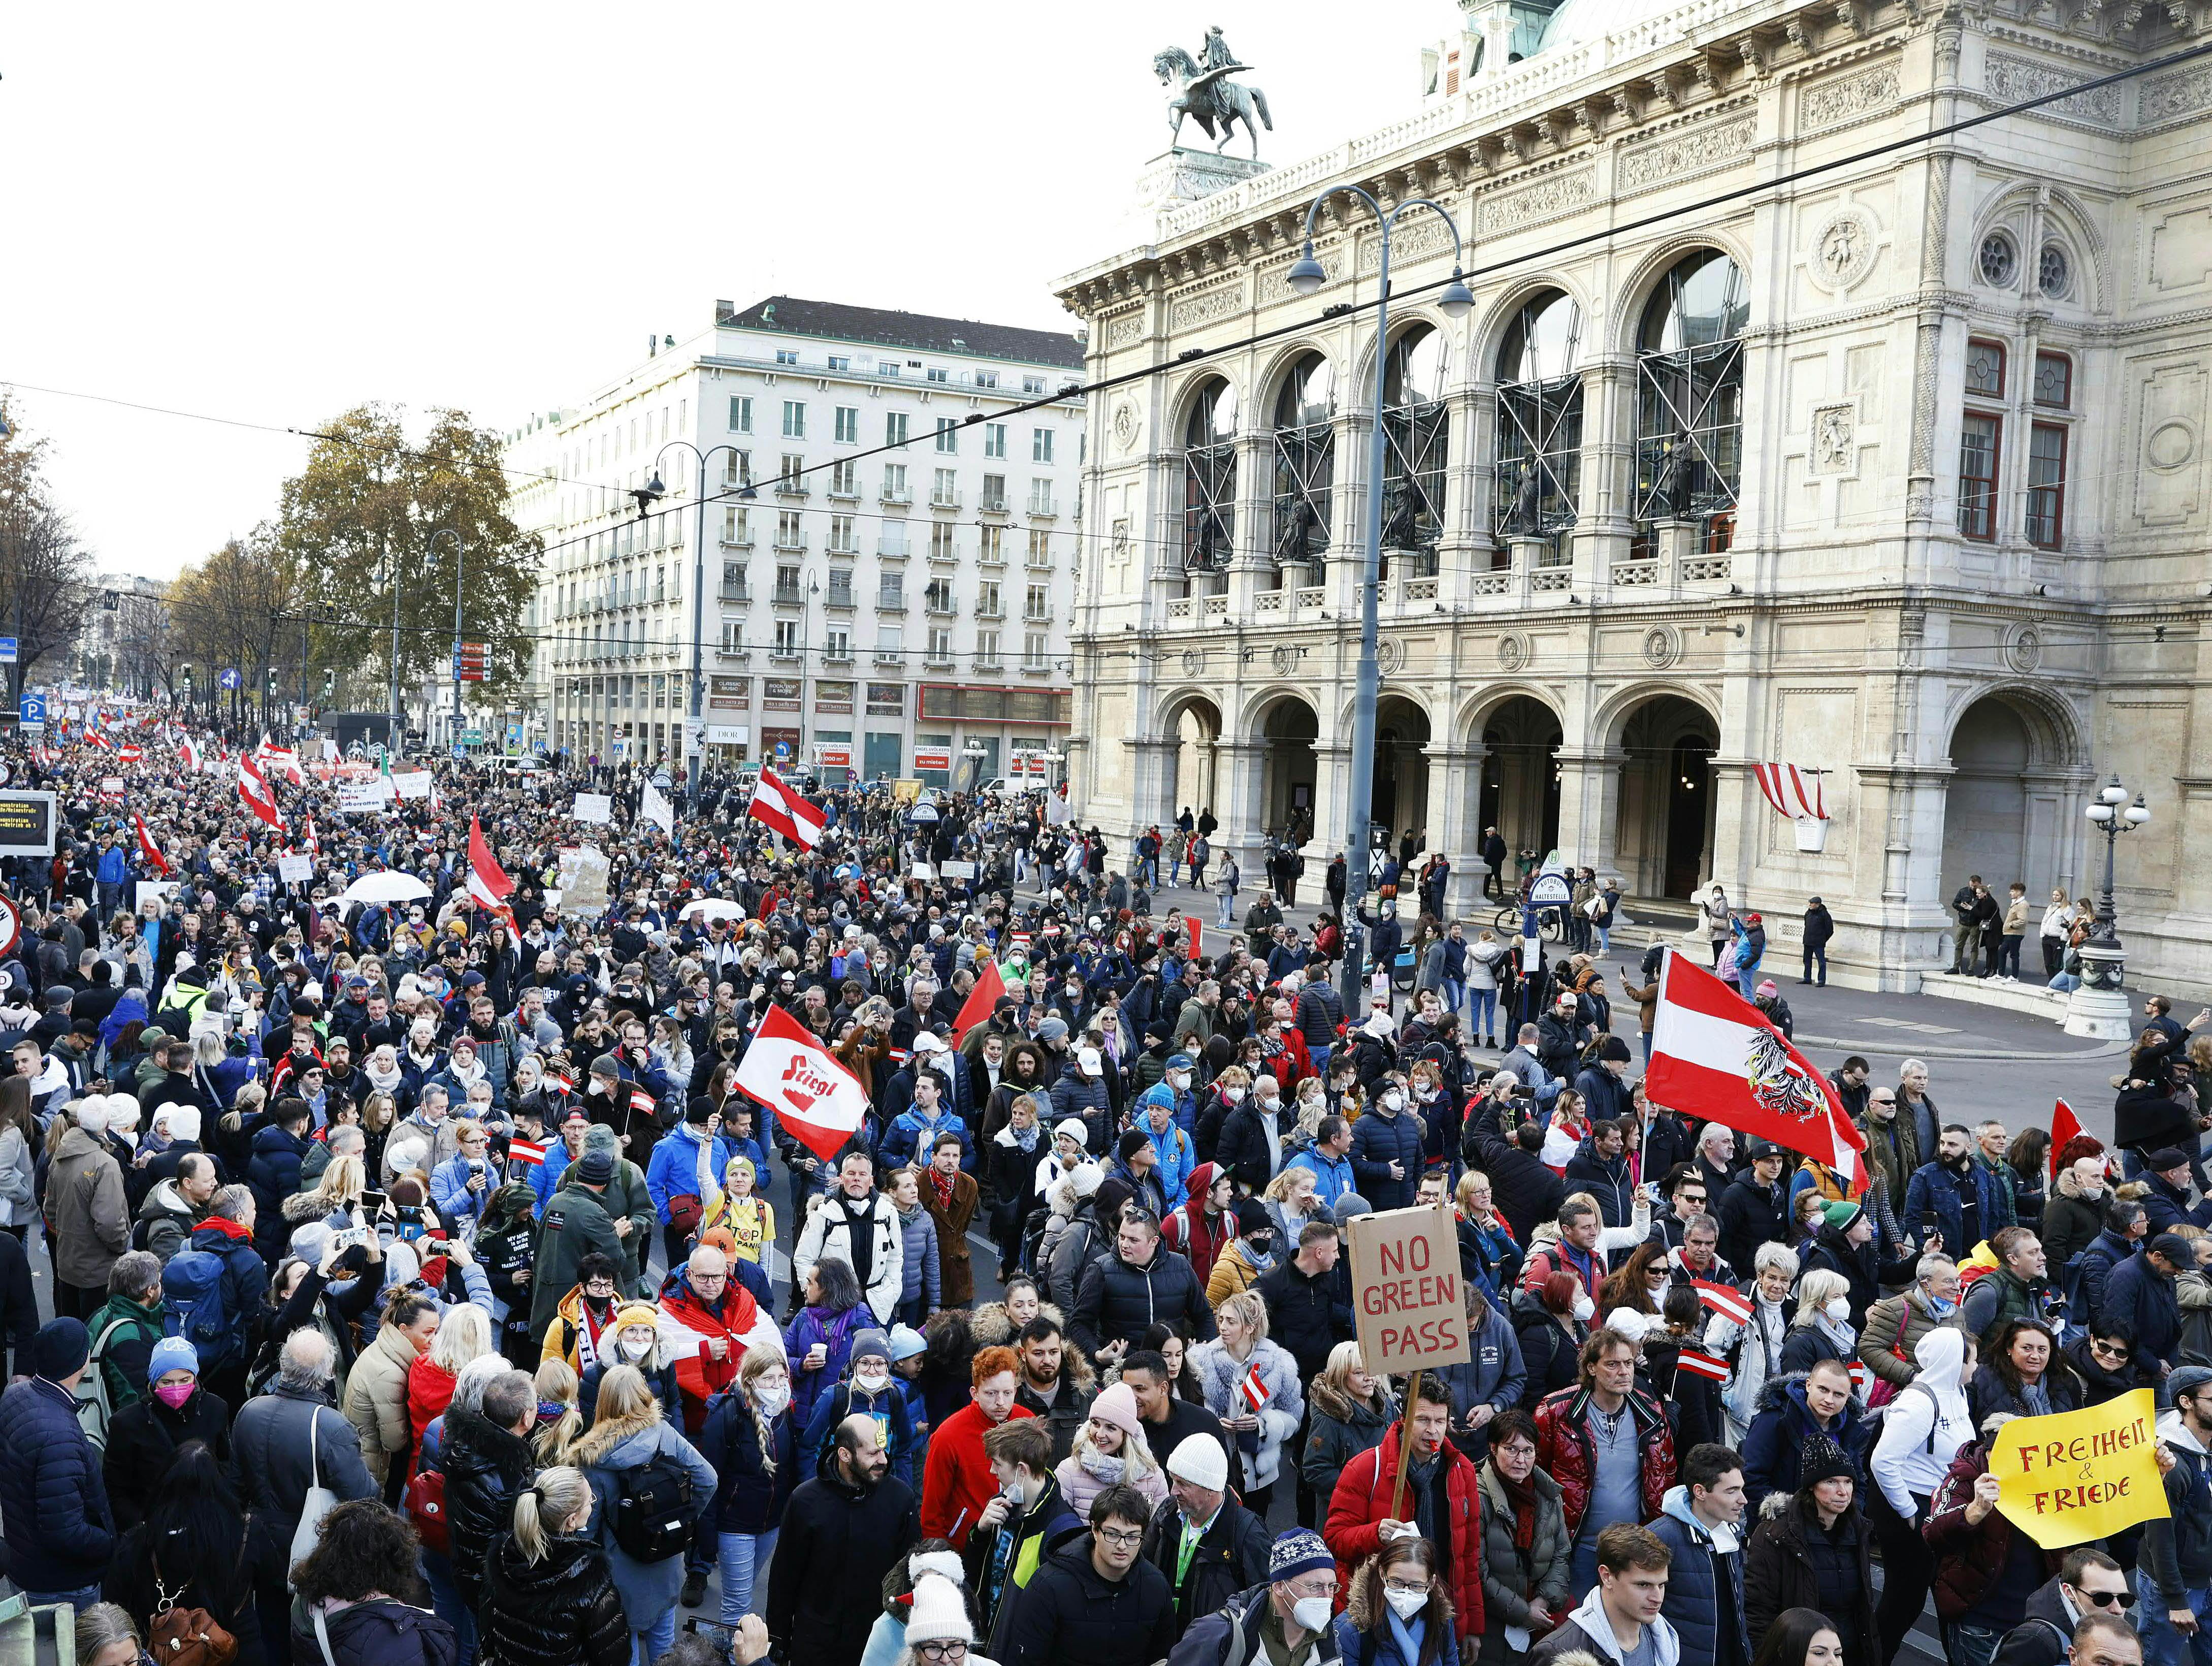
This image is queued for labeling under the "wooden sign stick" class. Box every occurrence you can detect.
[1389,1368,1424,1525]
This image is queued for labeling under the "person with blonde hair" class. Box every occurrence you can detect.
[533,1356,585,1463]
[701,1345,795,1622]
[478,1465,631,1666]
[1054,1379,1166,1518]
[407,1300,493,1479]
[1779,1267,1856,1374]
[1303,1338,1398,1508]
[708,1155,774,1265]
[1188,1288,1305,1517]
[569,1364,718,1666]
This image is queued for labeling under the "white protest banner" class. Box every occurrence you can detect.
[557,845,610,915]
[572,793,613,825]
[390,770,433,801]
[909,861,935,881]
[134,881,178,914]
[941,860,976,880]
[337,782,389,816]
[1346,1203,1471,1376]
[276,853,314,885]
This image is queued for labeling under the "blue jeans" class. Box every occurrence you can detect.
[1948,1621,2006,1666]
[1469,988,1497,1039]
[422,1550,478,1666]
[1569,1541,1600,1597]
[1441,978,1466,1018]
[634,1608,676,1666]
[1311,1044,1330,1076]
[1593,924,1611,955]
[2138,1571,2212,1666]
[718,1527,780,1622]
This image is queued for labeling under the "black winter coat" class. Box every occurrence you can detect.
[1254,1258,1352,1385]
[442,1408,535,1612]
[764,1469,920,1666]
[1716,1173,1788,1275]
[1069,1245,1216,1357]
[1743,1495,1879,1666]
[1348,1106,1423,1212]
[1141,1493,1271,1631]
[476,1531,630,1666]
[103,1385,234,1532]
[1213,1105,1281,1196]
[292,1596,457,1666]
[105,1514,264,1666]
[1510,1290,1585,1411]
[1470,1131,1564,1250]
[1002,1536,1177,1666]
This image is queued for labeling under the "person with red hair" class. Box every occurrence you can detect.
[918,1343,1036,1550]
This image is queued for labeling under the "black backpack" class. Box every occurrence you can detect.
[612,1453,697,1562]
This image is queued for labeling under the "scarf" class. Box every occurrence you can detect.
[1010,1122,1040,1154]
[366,1059,405,1093]
[1812,1309,1856,1356]
[926,1166,956,1214]
[1494,1466,1542,1552]
[1383,1608,1428,1666]
[1079,1447,1127,1483]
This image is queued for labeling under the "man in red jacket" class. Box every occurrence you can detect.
[920,1343,1036,1550]
[1533,1328,1678,1592]
[1322,1376,1485,1642]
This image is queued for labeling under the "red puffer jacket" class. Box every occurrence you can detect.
[1531,1383,1677,1537]
[1924,1436,2062,1621]
[1323,1424,1485,1640]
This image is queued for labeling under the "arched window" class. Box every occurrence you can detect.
[1182,378,1239,572]
[1634,250,1748,548]
[1271,353,1335,581]
[1493,290,1584,551]
[1382,324,1449,575]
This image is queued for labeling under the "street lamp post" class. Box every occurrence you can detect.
[2064,773,2151,1039]
[643,443,753,817]
[1285,193,1473,1015]
[430,528,463,752]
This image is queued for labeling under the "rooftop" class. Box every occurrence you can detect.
[713,295,1085,370]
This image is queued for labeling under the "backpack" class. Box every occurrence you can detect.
[404,1465,451,1556]
[611,1451,697,1562]
[71,1313,135,1451]
[161,1245,238,1365]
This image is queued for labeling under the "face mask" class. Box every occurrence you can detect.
[1293,1597,1335,1635]
[621,1334,655,1361]
[1257,1096,1280,1114]
[154,1381,195,1410]
[1223,1087,1246,1105]
[1927,1295,1958,1317]
[1168,1072,1190,1091]
[1824,1298,1851,1324]
[1384,1588,1428,1621]
[854,1368,891,1395]
[1381,1091,1404,1112]
[753,1381,791,1417]
[1572,1295,1597,1323]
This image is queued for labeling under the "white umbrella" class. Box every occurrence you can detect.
[679,898,748,924]
[341,872,432,905]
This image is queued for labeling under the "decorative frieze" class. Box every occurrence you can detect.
[1476,168,1596,235]
[1799,61,1900,131]
[2141,63,2212,123]
[1167,282,1243,332]
[1984,51,2121,126]
[1615,114,1756,195]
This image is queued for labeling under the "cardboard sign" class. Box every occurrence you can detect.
[337,781,389,815]
[572,793,612,824]
[1345,1202,1472,1375]
[1992,1388,2168,1548]
[390,769,433,801]
[277,853,314,885]
[942,859,976,879]
[557,845,610,915]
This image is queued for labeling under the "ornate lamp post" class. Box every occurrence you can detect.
[1285,191,1473,1012]
[2064,773,2150,1039]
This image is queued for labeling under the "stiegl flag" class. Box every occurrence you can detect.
[733,1003,872,1165]
[1646,947,1866,1182]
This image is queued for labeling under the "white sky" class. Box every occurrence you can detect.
[1,0,1442,580]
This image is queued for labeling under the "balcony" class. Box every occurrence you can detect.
[769,651,802,665]
[973,656,1003,674]
[929,490,961,512]
[877,538,909,559]
[825,591,856,612]
[874,650,905,665]
[978,547,1006,568]
[717,582,751,604]
[719,532,753,549]
[772,585,806,606]
[979,495,1009,516]
[1027,497,1058,520]
[876,594,907,613]
[825,541,859,558]
[827,482,860,502]
[772,533,807,554]
[925,658,956,672]
[976,603,1004,621]
[824,652,855,666]
[715,646,750,662]
[774,477,809,500]
[925,596,959,618]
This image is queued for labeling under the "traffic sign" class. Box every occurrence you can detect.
[452,744,468,760]
[17,695,44,730]
[461,729,484,746]
[0,638,17,665]
[1529,872,1572,907]
[219,667,241,689]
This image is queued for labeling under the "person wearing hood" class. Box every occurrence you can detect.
[1473,1407,1571,1666]
[1207,1200,1279,1305]
[101,1335,233,1533]
[1327,1535,1456,1666]
[476,1465,630,1666]
[133,1148,215,1264]
[1741,1435,1878,1666]
[802,1329,919,1490]
[1161,1163,1239,1290]
[1869,1326,1979,1666]
[1925,1413,2067,1666]
[1647,1443,1750,1666]
[1126,1099,1196,1215]
[644,1096,740,1269]
[1529,1522,1682,1666]
[1739,1357,1864,1515]
[570,1364,719,1666]
[2041,1150,2115,1269]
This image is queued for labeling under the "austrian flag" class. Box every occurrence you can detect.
[747,768,826,852]
[733,1002,871,1164]
[238,754,284,831]
[1238,1363,1273,1415]
[133,814,170,877]
[467,815,515,913]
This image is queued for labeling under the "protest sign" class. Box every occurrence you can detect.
[390,770,432,800]
[557,845,610,915]
[1346,1203,1472,1375]
[1991,1387,2167,1548]
[336,781,388,815]
[134,881,178,914]
[276,853,314,885]
[942,859,976,880]
[572,792,612,824]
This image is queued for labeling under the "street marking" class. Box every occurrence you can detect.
[1853,1017,1964,1034]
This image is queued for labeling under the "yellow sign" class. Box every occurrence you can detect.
[1990,1387,2168,1548]
[891,778,922,806]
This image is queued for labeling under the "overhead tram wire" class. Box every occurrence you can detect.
[17,35,2212,578]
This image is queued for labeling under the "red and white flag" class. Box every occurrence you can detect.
[1647,948,1866,1181]
[950,958,1007,1044]
[133,814,170,877]
[301,816,321,856]
[545,1066,577,1096]
[1674,1347,1733,1383]
[467,815,514,913]
[238,754,284,831]
[747,768,825,851]
[116,744,144,765]
[83,725,111,752]
[2051,1099,2083,1178]
[1691,1278,1753,1325]
[505,1139,547,1168]
[1238,1362,1273,1416]
[1751,763,1827,822]
[733,1002,872,1164]
[178,736,202,776]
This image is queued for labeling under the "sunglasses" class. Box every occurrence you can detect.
[2074,1587,2128,1609]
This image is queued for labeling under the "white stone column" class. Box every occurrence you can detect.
[1311,741,1355,862]
[1425,740,1488,920]
[1215,738,1272,881]
[1554,748,1625,874]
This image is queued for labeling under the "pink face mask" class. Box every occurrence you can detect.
[154,1381,195,1410]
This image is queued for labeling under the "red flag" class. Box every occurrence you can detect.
[1646,948,1867,1181]
[1691,1278,1753,1325]
[505,1139,546,1167]
[467,815,514,911]
[1237,1362,1273,1415]
[1674,1347,1733,1383]
[734,1003,872,1164]
[133,814,170,877]
[238,754,284,831]
[747,768,826,851]
[950,958,1007,1044]
[2051,1099,2083,1178]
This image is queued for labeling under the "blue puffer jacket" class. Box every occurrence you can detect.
[246,1122,312,1220]
[1648,1484,1749,1666]
[1348,1105,1424,1211]
[892,1204,940,1310]
[0,1377,116,1592]
[1739,1373,1868,1512]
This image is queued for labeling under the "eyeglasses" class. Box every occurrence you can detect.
[2091,1338,2132,1360]
[1096,1525,1146,1548]
[2074,1587,2129,1609]
[1384,1579,1432,1595]
[914,1644,969,1662]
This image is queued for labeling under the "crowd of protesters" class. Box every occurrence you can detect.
[0,727,2191,1666]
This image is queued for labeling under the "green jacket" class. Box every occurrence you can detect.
[527,1177,635,1341]
[602,1158,655,1281]
[86,1291,168,1412]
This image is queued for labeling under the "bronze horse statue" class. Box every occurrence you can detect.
[1154,45,1273,158]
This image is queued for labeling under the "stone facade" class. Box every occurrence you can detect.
[1055,0,2212,994]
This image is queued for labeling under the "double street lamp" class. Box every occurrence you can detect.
[643,443,752,815]
[2065,773,2151,1039]
[1285,190,1473,1012]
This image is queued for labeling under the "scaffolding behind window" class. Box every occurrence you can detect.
[1271,353,1335,584]
[1381,324,1449,578]
[1182,379,1240,573]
